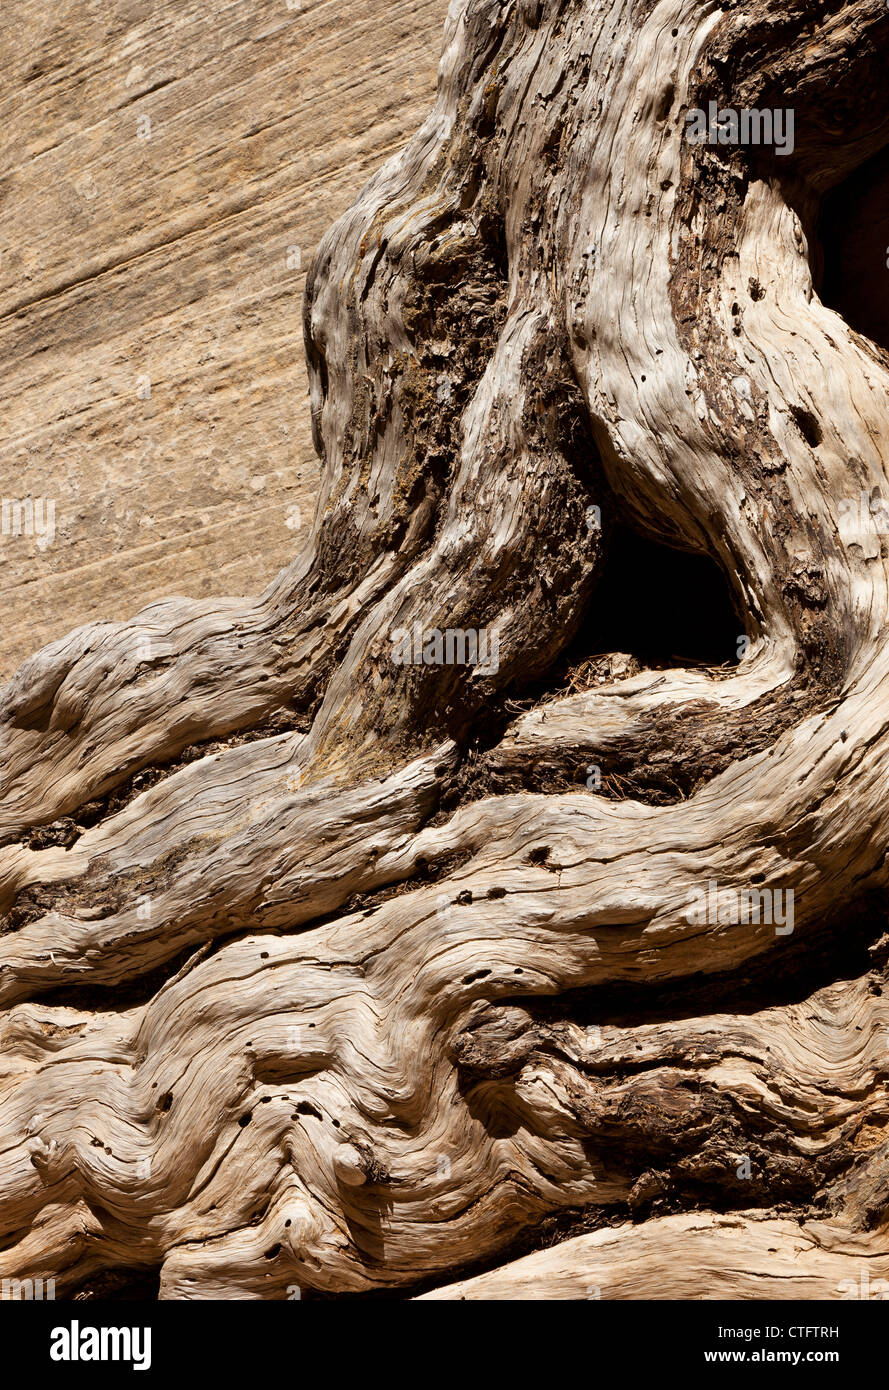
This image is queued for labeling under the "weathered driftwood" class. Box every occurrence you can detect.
[3,0,889,1298]
[418,1213,889,1300]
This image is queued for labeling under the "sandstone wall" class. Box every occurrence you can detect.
[0,0,448,678]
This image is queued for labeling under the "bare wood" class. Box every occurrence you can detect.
[417,1214,889,1300]
[2,0,889,1299]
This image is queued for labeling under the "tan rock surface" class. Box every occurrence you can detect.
[0,0,448,679]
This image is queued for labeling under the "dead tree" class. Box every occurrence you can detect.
[3,0,889,1299]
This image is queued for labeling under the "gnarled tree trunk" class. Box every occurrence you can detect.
[3,0,889,1299]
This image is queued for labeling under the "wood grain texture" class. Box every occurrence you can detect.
[418,1214,889,1300]
[2,0,889,1301]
